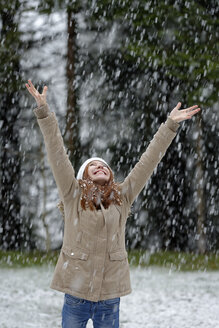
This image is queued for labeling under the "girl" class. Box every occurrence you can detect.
[26,80,201,328]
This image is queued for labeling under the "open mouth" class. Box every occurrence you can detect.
[94,170,106,175]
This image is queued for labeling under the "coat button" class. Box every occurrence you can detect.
[71,252,74,256]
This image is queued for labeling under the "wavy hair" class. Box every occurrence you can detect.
[57,162,122,217]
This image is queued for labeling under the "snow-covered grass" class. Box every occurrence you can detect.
[1,265,219,328]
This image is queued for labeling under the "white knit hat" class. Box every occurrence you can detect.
[76,157,109,180]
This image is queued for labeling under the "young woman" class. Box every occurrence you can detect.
[26,80,201,328]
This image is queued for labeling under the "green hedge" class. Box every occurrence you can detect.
[1,249,219,271]
[128,250,219,271]
[0,249,59,268]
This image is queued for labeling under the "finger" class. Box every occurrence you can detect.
[28,79,38,93]
[25,83,31,91]
[175,102,181,110]
[26,82,40,100]
[189,108,201,116]
[42,86,48,96]
[183,105,199,113]
[25,83,36,96]
[186,109,201,119]
[28,79,35,88]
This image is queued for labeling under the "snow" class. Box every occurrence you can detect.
[1,266,219,328]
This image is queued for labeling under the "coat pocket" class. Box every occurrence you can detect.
[60,246,90,293]
[62,246,89,261]
[109,250,128,261]
[101,250,129,295]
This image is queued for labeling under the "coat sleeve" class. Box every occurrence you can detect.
[119,117,180,205]
[33,104,78,201]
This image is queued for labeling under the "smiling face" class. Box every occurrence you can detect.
[86,160,111,185]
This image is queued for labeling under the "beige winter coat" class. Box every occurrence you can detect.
[34,104,179,302]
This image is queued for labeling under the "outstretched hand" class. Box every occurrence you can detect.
[169,102,201,123]
[25,80,48,108]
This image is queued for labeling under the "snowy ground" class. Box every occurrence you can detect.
[1,265,219,328]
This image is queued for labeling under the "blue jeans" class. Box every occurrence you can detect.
[62,293,120,328]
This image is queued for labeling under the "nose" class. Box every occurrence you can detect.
[97,163,104,169]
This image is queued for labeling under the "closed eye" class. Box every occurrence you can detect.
[89,162,107,167]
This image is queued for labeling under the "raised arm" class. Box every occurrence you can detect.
[120,102,201,205]
[26,80,78,201]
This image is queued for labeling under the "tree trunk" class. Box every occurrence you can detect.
[195,116,206,254]
[0,3,22,249]
[64,7,81,172]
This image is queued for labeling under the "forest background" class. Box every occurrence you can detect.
[0,0,218,261]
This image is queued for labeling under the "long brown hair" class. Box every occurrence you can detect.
[79,163,122,211]
[57,162,122,217]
